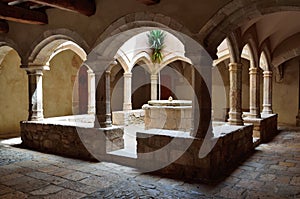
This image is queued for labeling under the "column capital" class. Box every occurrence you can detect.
[22,64,50,75]
[263,70,272,77]
[249,67,258,74]
[228,63,242,71]
[150,73,158,80]
[123,72,132,78]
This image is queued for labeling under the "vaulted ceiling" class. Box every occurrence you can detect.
[241,11,300,53]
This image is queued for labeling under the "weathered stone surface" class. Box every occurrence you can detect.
[137,124,253,181]
[20,121,124,160]
[143,104,192,132]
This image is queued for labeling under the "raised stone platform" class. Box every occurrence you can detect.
[136,124,254,181]
[142,100,192,132]
[20,115,124,161]
[244,114,278,142]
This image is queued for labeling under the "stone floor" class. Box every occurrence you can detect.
[0,126,299,199]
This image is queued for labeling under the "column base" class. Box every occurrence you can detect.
[30,111,44,121]
[228,111,243,125]
[262,104,273,115]
[88,106,95,114]
[94,114,112,128]
[248,110,261,119]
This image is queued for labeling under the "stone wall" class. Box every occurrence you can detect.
[136,125,254,181]
[20,121,124,161]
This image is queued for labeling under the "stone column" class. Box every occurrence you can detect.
[24,66,49,121]
[228,63,243,125]
[123,72,132,111]
[261,71,273,115]
[150,74,158,100]
[87,69,96,114]
[94,70,112,128]
[248,67,260,118]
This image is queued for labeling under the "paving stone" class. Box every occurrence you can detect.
[11,178,50,192]
[216,186,246,199]
[30,185,63,195]
[58,180,99,194]
[26,171,67,185]
[236,179,265,190]
[258,174,276,181]
[44,189,86,199]
[80,176,117,188]
[62,171,91,181]
[0,191,28,199]
[276,175,291,184]
[239,171,260,180]
[279,161,296,167]
[290,176,300,186]
[1,175,35,186]
[0,184,14,195]
[222,176,240,186]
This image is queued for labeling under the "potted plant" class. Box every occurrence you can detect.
[147,30,166,63]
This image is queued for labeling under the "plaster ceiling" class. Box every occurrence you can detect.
[241,11,300,53]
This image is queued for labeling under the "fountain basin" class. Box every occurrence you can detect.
[142,100,192,132]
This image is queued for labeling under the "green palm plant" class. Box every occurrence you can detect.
[147,30,166,63]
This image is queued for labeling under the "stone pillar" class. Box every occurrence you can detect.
[87,69,96,114]
[123,72,132,111]
[261,71,273,115]
[94,70,112,128]
[228,63,243,125]
[150,74,158,100]
[24,66,49,121]
[248,67,260,118]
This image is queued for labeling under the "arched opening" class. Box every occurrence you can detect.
[131,64,151,109]
[0,47,27,138]
[27,36,90,118]
[43,49,84,117]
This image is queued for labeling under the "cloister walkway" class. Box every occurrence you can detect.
[0,126,299,198]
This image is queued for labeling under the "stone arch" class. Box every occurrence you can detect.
[93,12,193,49]
[27,28,89,66]
[241,28,259,68]
[115,50,131,73]
[241,44,255,68]
[259,51,269,71]
[158,56,192,73]
[199,0,300,56]
[0,36,22,64]
[260,41,272,71]
[132,52,152,73]
[226,32,241,63]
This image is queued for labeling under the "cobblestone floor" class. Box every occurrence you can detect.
[0,126,299,199]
